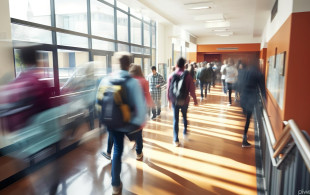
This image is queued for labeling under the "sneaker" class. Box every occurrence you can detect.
[227,103,231,106]
[136,152,143,160]
[112,182,122,194]
[173,141,180,147]
[101,152,111,160]
[151,115,156,120]
[242,141,251,148]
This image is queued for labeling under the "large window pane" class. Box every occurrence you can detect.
[117,1,128,12]
[9,0,51,26]
[144,23,150,47]
[143,58,151,76]
[144,48,151,55]
[57,32,88,48]
[14,49,54,87]
[92,39,115,51]
[103,0,114,5]
[93,55,107,77]
[118,44,129,52]
[58,49,89,89]
[117,11,128,42]
[131,17,141,45]
[131,46,142,54]
[134,57,142,66]
[152,48,156,66]
[55,0,88,33]
[131,9,142,19]
[91,0,114,39]
[11,24,52,44]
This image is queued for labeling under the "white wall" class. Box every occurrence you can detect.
[0,0,15,85]
[197,35,261,45]
[293,0,310,13]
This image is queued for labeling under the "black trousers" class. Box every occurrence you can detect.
[244,110,253,139]
[227,83,233,104]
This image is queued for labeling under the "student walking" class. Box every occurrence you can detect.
[224,58,238,105]
[167,57,198,147]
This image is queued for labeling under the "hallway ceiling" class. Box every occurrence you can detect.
[135,0,275,39]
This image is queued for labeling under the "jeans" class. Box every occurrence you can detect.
[222,79,227,93]
[172,104,189,142]
[107,131,114,154]
[152,100,161,116]
[135,130,143,154]
[200,81,211,98]
[227,83,233,104]
[111,131,125,187]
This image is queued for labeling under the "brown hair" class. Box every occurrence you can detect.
[129,64,144,78]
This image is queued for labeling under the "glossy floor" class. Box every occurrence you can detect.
[0,86,257,195]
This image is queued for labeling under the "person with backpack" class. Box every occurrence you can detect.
[96,53,146,194]
[167,57,198,147]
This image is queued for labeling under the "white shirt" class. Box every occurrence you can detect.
[225,65,238,83]
[220,64,227,80]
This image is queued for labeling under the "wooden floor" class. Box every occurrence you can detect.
[0,85,257,195]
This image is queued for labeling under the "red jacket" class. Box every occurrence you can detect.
[133,76,154,107]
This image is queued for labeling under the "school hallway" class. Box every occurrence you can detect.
[0,85,258,195]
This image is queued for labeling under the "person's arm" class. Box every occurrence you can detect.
[159,74,165,86]
[144,80,154,107]
[167,75,172,102]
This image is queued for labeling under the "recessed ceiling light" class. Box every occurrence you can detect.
[218,34,230,36]
[185,1,213,10]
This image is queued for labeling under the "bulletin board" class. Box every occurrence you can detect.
[266,52,286,110]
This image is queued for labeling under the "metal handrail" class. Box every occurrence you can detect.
[259,89,310,171]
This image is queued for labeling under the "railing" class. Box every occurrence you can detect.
[255,89,310,195]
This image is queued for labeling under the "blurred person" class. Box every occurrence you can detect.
[235,63,246,102]
[224,58,238,105]
[167,57,198,147]
[220,60,228,94]
[212,63,218,87]
[147,66,165,119]
[96,53,146,194]
[240,62,265,147]
[188,64,196,83]
[199,63,214,101]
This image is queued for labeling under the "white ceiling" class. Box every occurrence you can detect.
[126,0,275,40]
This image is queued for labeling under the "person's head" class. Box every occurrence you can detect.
[20,46,38,67]
[115,52,132,71]
[238,63,244,69]
[176,57,186,69]
[172,66,176,71]
[151,66,157,75]
[227,58,234,66]
[223,59,227,65]
[206,63,211,68]
[129,64,144,78]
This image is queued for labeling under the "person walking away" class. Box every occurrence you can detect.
[235,63,246,102]
[240,62,265,147]
[147,66,165,119]
[224,58,238,105]
[167,57,198,147]
[199,63,213,100]
[129,64,154,159]
[189,64,196,84]
[97,53,146,194]
[221,60,228,94]
[211,63,218,87]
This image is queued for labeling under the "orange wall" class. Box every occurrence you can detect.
[260,48,267,75]
[197,43,260,53]
[266,14,292,139]
[188,52,197,63]
[284,12,310,134]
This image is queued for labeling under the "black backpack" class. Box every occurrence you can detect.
[169,71,189,106]
[97,76,132,129]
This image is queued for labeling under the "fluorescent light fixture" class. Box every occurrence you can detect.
[218,34,230,36]
[212,29,228,32]
[205,21,230,28]
[185,1,213,10]
[206,19,225,23]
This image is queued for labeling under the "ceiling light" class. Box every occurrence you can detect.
[212,29,228,32]
[185,1,213,10]
[218,34,230,36]
[194,13,224,21]
[206,19,225,23]
[205,21,230,28]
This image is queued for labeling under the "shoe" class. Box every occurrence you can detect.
[112,182,122,194]
[242,141,251,148]
[227,103,231,106]
[173,141,180,147]
[136,152,143,160]
[183,134,189,141]
[151,115,156,120]
[101,152,111,160]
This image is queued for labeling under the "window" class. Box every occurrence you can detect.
[152,48,156,66]
[9,0,51,26]
[131,8,142,19]
[134,57,142,66]
[117,11,128,42]
[118,44,129,52]
[55,0,88,33]
[152,25,156,48]
[11,24,52,44]
[91,0,114,39]
[131,17,141,45]
[103,0,114,5]
[144,23,150,47]
[143,58,151,76]
[93,55,107,76]
[58,49,89,89]
[57,32,88,48]
[117,1,128,12]
[92,39,115,51]
[131,46,142,54]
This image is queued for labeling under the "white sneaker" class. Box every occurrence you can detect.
[136,152,143,160]
[173,141,180,147]
[112,182,122,194]
[227,103,231,106]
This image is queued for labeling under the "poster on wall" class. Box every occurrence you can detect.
[277,51,286,76]
[267,53,285,110]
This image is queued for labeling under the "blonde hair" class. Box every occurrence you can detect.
[129,64,144,78]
